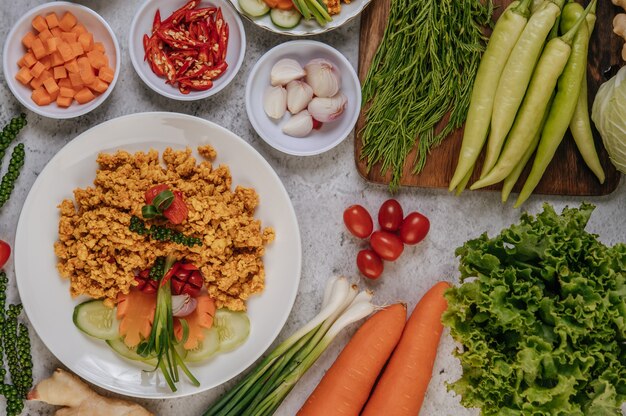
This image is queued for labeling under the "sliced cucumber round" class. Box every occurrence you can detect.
[270,8,302,29]
[185,327,220,362]
[107,338,158,366]
[239,0,270,17]
[73,300,120,341]
[214,309,250,352]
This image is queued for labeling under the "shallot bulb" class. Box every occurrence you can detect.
[270,58,306,86]
[282,110,313,137]
[307,93,347,123]
[286,80,314,114]
[264,86,287,119]
[172,294,198,317]
[304,59,341,98]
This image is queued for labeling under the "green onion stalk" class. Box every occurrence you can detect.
[137,255,199,392]
[203,277,375,416]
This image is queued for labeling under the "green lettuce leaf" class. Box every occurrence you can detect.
[443,203,626,415]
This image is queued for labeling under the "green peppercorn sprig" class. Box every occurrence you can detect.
[0,114,27,171]
[0,143,25,209]
[149,256,166,281]
[129,216,203,248]
[0,271,32,416]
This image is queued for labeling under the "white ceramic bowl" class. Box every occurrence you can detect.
[129,0,245,101]
[2,2,120,119]
[246,40,361,156]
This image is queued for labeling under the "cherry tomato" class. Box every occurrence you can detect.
[343,205,373,239]
[357,249,384,279]
[0,240,10,269]
[370,231,404,261]
[378,199,404,231]
[163,190,189,225]
[400,212,430,245]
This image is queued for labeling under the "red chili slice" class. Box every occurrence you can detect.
[163,190,189,224]
[145,184,170,204]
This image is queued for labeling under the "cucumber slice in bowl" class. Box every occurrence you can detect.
[239,0,270,17]
[215,309,250,352]
[73,299,120,341]
[270,8,302,29]
[185,327,220,363]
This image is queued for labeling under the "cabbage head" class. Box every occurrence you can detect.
[592,67,626,173]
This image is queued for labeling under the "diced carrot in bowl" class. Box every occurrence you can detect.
[38,29,53,42]
[22,52,37,68]
[60,31,77,44]
[31,38,46,59]
[78,33,93,52]
[72,24,87,35]
[45,13,59,29]
[30,61,45,78]
[57,42,74,62]
[71,42,84,57]
[74,87,95,104]
[53,66,67,79]
[50,51,64,67]
[58,12,77,32]
[22,32,36,49]
[32,15,48,32]
[93,42,105,53]
[68,72,83,88]
[56,95,73,108]
[98,66,115,83]
[88,79,109,93]
[15,67,34,85]
[59,86,75,98]
[31,88,52,106]
[51,27,62,37]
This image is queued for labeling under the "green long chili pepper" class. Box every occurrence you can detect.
[569,1,604,183]
[0,114,26,172]
[481,0,565,179]
[360,0,492,191]
[515,1,594,207]
[472,0,595,191]
[0,143,25,209]
[448,0,532,191]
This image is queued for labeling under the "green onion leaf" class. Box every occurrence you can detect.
[152,189,174,211]
[142,205,160,219]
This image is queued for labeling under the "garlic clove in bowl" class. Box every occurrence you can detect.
[282,110,313,137]
[307,93,347,123]
[264,86,288,119]
[305,58,341,98]
[270,58,306,86]
[286,80,314,114]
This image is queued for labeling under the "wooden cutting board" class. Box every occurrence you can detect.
[355,0,622,195]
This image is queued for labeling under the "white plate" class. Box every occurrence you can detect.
[229,0,373,35]
[246,41,361,156]
[14,112,302,399]
[129,0,245,101]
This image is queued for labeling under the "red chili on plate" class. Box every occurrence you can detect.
[143,0,229,94]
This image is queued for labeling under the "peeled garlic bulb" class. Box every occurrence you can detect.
[264,86,287,119]
[270,59,306,86]
[286,80,314,114]
[305,59,341,98]
[307,93,347,123]
[282,110,313,137]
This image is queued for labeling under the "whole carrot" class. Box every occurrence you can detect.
[481,0,564,179]
[515,0,596,207]
[448,0,532,191]
[471,1,594,191]
[361,282,451,416]
[297,303,406,416]
[569,2,605,184]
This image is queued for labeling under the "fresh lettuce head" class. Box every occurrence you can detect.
[443,203,626,415]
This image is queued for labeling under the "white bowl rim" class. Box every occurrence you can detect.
[129,0,246,101]
[2,1,121,120]
[245,40,362,156]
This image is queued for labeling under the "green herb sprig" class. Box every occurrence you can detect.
[137,256,199,392]
[142,189,174,220]
[360,0,492,190]
[129,216,202,248]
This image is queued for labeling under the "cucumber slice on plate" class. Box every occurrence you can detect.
[214,309,250,352]
[270,8,302,29]
[73,299,120,340]
[106,338,158,366]
[239,0,270,17]
[185,327,220,362]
